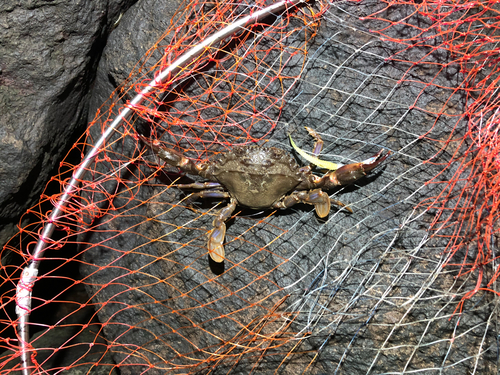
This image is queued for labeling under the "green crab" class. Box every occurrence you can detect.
[139,127,390,263]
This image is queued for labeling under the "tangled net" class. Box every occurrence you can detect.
[1,0,499,373]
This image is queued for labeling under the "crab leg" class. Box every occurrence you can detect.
[184,189,229,205]
[176,182,222,189]
[208,198,237,263]
[305,126,324,156]
[273,189,352,218]
[138,134,205,176]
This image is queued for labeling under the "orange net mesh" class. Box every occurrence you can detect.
[1,0,499,373]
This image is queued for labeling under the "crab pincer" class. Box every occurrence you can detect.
[323,149,391,188]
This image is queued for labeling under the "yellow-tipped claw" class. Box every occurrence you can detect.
[208,223,226,263]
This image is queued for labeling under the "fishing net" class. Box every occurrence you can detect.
[1,0,499,373]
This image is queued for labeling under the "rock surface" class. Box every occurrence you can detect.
[0,0,136,248]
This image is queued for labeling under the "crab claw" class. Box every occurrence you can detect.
[326,149,391,187]
[208,223,226,263]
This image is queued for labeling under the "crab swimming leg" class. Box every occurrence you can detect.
[178,189,232,261]
[208,197,237,263]
[273,189,352,218]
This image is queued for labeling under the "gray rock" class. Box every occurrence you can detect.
[0,0,136,248]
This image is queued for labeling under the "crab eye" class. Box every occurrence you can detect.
[233,147,245,156]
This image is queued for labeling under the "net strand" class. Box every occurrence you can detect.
[12,1,310,372]
[2,0,499,373]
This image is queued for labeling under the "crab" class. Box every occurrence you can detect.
[138,128,390,263]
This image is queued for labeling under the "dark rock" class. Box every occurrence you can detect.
[0,284,118,374]
[0,0,137,248]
